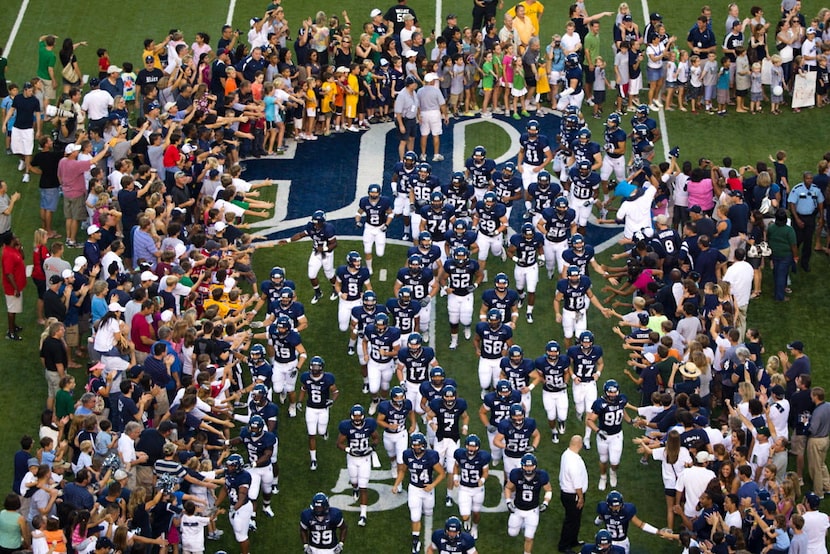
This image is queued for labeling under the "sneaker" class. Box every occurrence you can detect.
[493,107,504,114]
[482,269,488,282]
[249,519,257,531]
[288,404,297,418]
[272,484,280,494]
[412,538,421,554]
[598,475,607,491]
[347,346,355,356]
[491,458,499,467]
[609,471,617,487]
[517,294,525,308]
[480,389,486,400]
[280,391,287,404]
[311,291,323,304]
[463,326,471,340]
[213,529,224,537]
[207,532,219,541]
[599,208,609,220]
[445,495,453,507]
[347,125,360,132]
[586,98,595,107]
[649,103,660,111]
[5,332,22,341]
[22,173,29,183]
[353,487,360,501]
[402,232,411,242]
[583,439,591,451]
[512,113,521,120]
[526,312,534,324]
[432,154,444,162]
[471,525,478,539]
[500,249,507,262]
[17,160,24,171]
[310,460,318,471]
[362,382,370,394]
[449,339,458,350]
[329,290,338,301]
[65,239,78,248]
[419,153,427,161]
[521,110,530,117]
[552,431,560,444]
[368,398,380,415]
[263,506,275,517]
[422,331,430,343]
[358,515,367,527]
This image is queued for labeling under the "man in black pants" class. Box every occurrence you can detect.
[472,0,502,33]
[788,172,825,272]
[558,435,588,552]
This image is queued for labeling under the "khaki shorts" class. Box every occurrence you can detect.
[790,434,807,456]
[45,369,61,399]
[43,79,57,100]
[65,195,88,221]
[64,324,80,347]
[4,293,22,313]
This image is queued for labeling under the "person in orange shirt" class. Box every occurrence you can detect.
[224,66,239,96]
[333,68,347,132]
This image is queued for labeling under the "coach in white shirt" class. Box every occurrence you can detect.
[559,435,589,552]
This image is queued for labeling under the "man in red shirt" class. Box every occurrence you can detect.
[130,299,156,364]
[2,234,27,340]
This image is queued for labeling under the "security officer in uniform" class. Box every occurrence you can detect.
[788,172,825,272]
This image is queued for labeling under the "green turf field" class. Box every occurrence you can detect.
[1,1,828,553]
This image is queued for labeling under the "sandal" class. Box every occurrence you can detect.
[751,291,761,299]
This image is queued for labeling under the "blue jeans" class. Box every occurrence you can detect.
[771,255,792,300]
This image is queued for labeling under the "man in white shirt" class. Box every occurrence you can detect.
[80,78,114,131]
[800,492,829,554]
[117,421,148,491]
[558,435,589,552]
[722,247,754,335]
[610,181,657,241]
[767,385,790,439]
[675,451,715,518]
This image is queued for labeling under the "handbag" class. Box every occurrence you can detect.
[748,241,772,258]
[61,62,79,83]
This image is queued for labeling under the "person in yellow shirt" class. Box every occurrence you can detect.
[511,5,536,47]
[508,0,544,37]
[303,77,319,141]
[344,64,360,132]
[203,287,231,318]
[141,36,171,70]
[320,70,337,136]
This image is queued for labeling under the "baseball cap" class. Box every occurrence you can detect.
[108,302,125,312]
[117,273,132,285]
[695,451,712,464]
[379,58,389,66]
[160,309,174,322]
[805,492,821,509]
[756,426,772,437]
[446,13,457,20]
[181,143,196,155]
[89,362,105,372]
[208,169,220,179]
[761,500,777,513]
[403,49,417,58]
[693,415,709,427]
[64,143,82,155]
[370,8,382,17]
[405,75,418,85]
[623,14,633,21]
[107,65,122,74]
[164,101,177,112]
[27,457,39,467]
[689,205,703,214]
[73,256,88,271]
[637,313,650,325]
[787,340,804,351]
[650,12,662,20]
[140,270,158,282]
[174,170,187,179]
[147,101,160,111]
[49,275,63,285]
[89,77,100,87]
[214,221,227,232]
[770,385,786,397]
[424,72,438,83]
[218,48,232,56]
[144,55,154,63]
[114,470,129,480]
[807,27,817,35]
[614,181,636,198]
[22,82,34,90]
[61,269,74,280]
[87,224,100,235]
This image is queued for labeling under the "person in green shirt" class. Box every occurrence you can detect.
[37,35,58,105]
[583,21,601,102]
[54,375,76,420]
[766,209,798,301]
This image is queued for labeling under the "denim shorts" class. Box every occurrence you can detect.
[40,187,60,211]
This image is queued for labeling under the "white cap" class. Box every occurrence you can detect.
[370,8,382,17]
[72,256,88,271]
[87,224,100,235]
[61,269,74,279]
[140,270,158,282]
[181,143,196,154]
[223,277,237,293]
[174,243,187,258]
[107,302,125,312]
[164,101,177,112]
[424,72,438,83]
[696,451,713,464]
[403,49,417,58]
[107,65,122,74]
[64,143,82,155]
[214,221,227,232]
[160,309,174,322]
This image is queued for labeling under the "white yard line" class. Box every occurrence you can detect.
[638,0,671,159]
[226,0,237,26]
[4,0,30,57]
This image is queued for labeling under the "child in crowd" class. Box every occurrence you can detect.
[97,48,110,79]
[303,77,318,141]
[480,50,497,117]
[502,44,515,115]
[464,53,480,115]
[614,41,631,113]
[1,82,17,154]
[816,55,828,106]
[491,43,504,113]
[449,54,466,117]
[592,56,609,118]
[676,50,690,111]
[716,57,731,116]
[734,47,751,113]
[769,54,785,115]
[688,55,703,113]
[438,55,453,99]
[319,71,336,135]
[511,56,528,119]
[702,52,719,112]
[121,62,136,109]
[750,62,763,113]
[664,51,679,111]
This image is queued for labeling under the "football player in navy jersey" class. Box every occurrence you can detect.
[581,529,625,554]
[396,332,439,419]
[453,435,491,539]
[600,113,628,217]
[335,251,373,333]
[426,385,469,507]
[419,367,458,444]
[555,265,612,347]
[394,254,438,342]
[567,330,605,450]
[554,113,582,182]
[298,356,339,471]
[508,222,546,323]
[348,291,388,393]
[393,432,446,554]
[569,128,603,172]
[427,516,478,554]
[595,490,662,552]
[419,191,456,261]
[408,232,443,271]
[557,52,586,112]
[443,172,476,221]
[444,219,479,259]
[386,287,421,336]
[492,162,525,227]
[479,379,521,467]
[479,272,520,328]
[630,104,660,143]
[524,170,561,228]
[234,382,279,431]
[279,210,337,305]
[473,191,508,282]
[517,120,554,188]
[392,151,419,240]
[565,160,603,234]
[651,214,681,270]
[562,233,607,278]
[504,453,553,554]
[336,405,379,527]
[355,183,394,273]
[362,313,402,414]
[255,315,307,418]
[587,380,633,491]
[410,162,442,240]
[241,344,274,400]
[253,266,295,313]
[495,402,541,479]
[474,308,514,399]
[377,385,417,481]
[299,492,347,554]
[214,454,253,554]
[538,196,577,279]
[500,345,542,411]
[535,340,572,443]
[629,124,655,164]
[465,145,496,202]
[265,286,308,332]
[441,246,482,350]
[226,415,277,522]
